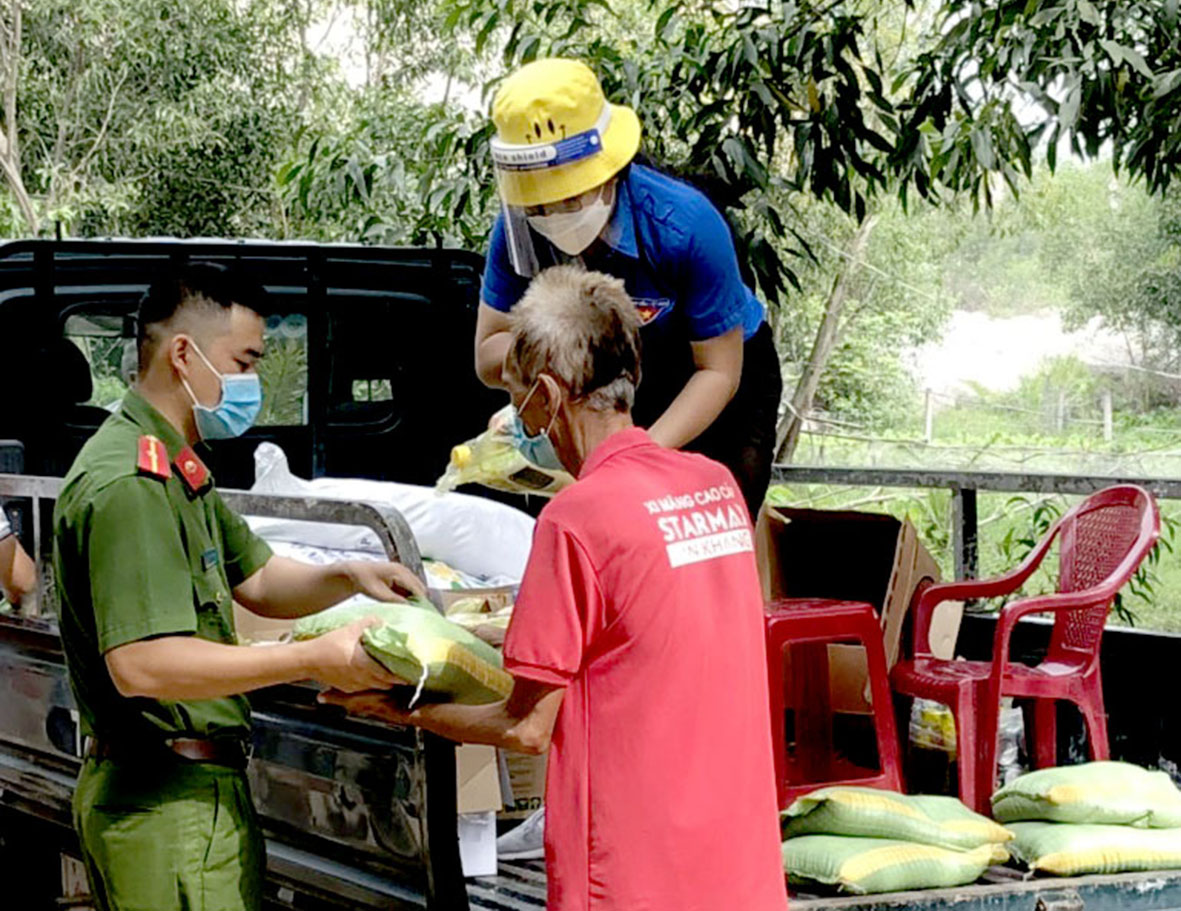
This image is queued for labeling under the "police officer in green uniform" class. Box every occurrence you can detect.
[53,263,425,911]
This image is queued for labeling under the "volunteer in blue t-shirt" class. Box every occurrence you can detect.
[474,58,782,514]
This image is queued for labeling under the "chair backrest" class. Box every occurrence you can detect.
[1052,485,1160,657]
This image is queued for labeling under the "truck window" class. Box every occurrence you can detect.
[352,380,393,403]
[258,313,309,426]
[325,296,427,424]
[62,314,131,412]
[62,309,310,427]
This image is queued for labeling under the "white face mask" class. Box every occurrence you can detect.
[528,194,614,256]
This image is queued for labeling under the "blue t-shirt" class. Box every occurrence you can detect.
[481,164,765,341]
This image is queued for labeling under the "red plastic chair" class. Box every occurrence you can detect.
[891,484,1160,813]
[765,599,904,810]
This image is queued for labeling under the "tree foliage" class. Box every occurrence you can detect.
[1,0,312,236]
[906,1,1181,197]
[4,0,1181,441]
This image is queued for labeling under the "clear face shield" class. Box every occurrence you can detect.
[491,106,617,278]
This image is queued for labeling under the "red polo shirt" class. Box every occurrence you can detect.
[503,428,787,911]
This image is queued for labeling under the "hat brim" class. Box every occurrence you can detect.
[496,104,641,208]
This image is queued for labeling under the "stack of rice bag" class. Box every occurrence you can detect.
[782,787,1013,894]
[993,761,1181,876]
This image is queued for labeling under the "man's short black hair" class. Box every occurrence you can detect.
[136,261,267,365]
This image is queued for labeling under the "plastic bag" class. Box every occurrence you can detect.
[435,405,574,498]
[264,541,492,595]
[909,699,957,757]
[996,701,1028,788]
[249,442,533,583]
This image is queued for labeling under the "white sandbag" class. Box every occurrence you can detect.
[248,443,534,582]
[267,541,496,593]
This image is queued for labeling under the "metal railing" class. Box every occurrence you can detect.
[0,473,426,618]
[771,464,1181,580]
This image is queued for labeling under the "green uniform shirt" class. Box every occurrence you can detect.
[53,390,272,742]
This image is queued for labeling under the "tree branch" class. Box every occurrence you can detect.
[775,214,878,462]
[70,65,128,184]
[46,35,85,213]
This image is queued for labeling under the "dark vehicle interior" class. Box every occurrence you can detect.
[0,240,506,489]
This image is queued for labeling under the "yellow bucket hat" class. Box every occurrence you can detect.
[490,58,641,208]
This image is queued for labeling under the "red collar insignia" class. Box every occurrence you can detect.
[135,435,171,481]
[173,446,211,495]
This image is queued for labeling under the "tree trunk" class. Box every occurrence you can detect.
[4,0,17,163]
[0,0,36,234]
[0,150,36,232]
[775,215,878,462]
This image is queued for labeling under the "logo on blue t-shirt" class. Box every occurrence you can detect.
[634,297,674,326]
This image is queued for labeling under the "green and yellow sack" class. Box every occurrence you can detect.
[783,787,1012,852]
[1010,822,1181,876]
[992,762,1181,828]
[293,598,513,705]
[783,835,1006,895]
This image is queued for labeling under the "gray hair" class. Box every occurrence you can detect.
[506,265,642,413]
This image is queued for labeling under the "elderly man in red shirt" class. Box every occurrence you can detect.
[325,265,786,911]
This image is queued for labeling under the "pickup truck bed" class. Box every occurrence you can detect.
[469,859,548,910]
[468,862,1181,911]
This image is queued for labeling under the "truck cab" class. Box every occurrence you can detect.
[0,238,542,911]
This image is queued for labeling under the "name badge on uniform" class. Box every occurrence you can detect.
[201,548,220,572]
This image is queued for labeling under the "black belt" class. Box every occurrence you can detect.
[85,736,251,770]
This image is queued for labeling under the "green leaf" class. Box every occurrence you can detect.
[1100,39,1154,79]
[1059,80,1082,132]
[1153,69,1181,99]
[655,6,677,40]
[346,159,369,204]
[970,127,995,170]
[1076,0,1101,27]
[520,35,541,63]
[1028,6,1063,27]
[276,161,302,186]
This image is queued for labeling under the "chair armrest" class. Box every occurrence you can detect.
[911,528,1059,656]
[990,589,1110,669]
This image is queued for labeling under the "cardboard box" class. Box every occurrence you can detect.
[456,746,502,874]
[756,505,956,714]
[498,749,547,820]
[457,744,502,814]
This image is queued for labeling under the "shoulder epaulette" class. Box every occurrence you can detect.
[135,435,170,481]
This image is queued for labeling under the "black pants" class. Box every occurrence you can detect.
[685,322,782,516]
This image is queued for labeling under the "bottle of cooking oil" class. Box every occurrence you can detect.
[436,406,574,497]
